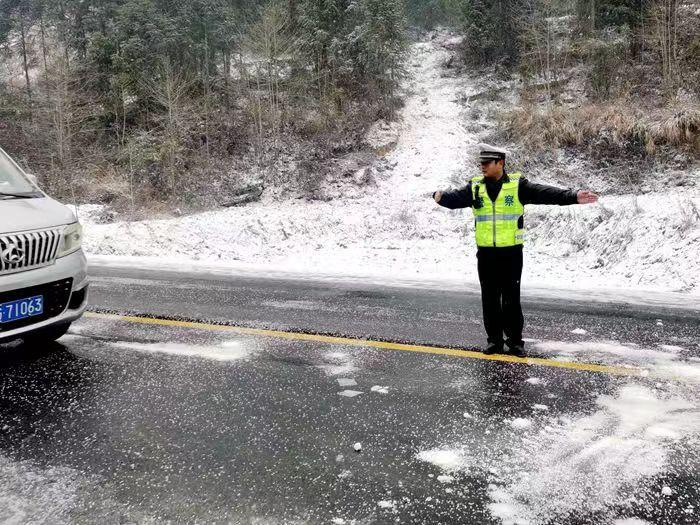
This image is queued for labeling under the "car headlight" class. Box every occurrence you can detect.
[58,222,83,257]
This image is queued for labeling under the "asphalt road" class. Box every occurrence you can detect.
[85,264,700,354]
[1,265,698,524]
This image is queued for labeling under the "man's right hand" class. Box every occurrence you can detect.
[433,191,442,203]
[577,190,599,204]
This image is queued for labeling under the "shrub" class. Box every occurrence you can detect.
[499,102,700,157]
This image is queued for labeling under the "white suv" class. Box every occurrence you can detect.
[0,146,88,344]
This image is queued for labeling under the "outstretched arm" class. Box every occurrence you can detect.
[433,185,473,209]
[519,178,598,206]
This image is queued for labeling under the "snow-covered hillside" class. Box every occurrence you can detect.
[82,33,700,297]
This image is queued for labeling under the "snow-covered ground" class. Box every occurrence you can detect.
[81,33,700,298]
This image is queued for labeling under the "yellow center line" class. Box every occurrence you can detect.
[84,311,644,377]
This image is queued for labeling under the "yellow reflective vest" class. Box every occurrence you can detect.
[471,173,525,248]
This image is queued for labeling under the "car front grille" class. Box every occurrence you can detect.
[0,227,63,276]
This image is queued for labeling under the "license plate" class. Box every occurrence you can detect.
[0,295,44,323]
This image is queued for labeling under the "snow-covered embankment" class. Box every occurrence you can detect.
[82,33,700,298]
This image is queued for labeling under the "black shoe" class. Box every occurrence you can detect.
[483,344,504,355]
[509,344,526,358]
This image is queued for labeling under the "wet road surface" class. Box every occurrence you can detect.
[1,267,699,524]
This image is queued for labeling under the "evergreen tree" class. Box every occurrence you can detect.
[576,0,647,31]
[454,0,523,68]
[347,0,408,102]
[298,0,407,104]
[298,0,349,90]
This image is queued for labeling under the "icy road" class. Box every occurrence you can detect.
[1,265,698,524]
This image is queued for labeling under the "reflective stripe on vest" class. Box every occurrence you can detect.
[471,173,525,247]
[474,214,523,222]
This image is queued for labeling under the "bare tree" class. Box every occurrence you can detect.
[146,59,193,193]
[520,0,572,101]
[38,11,49,85]
[9,8,34,100]
[42,57,93,202]
[653,0,680,92]
[243,2,296,159]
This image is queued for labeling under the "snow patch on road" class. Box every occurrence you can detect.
[0,455,81,525]
[509,418,532,430]
[534,340,681,363]
[338,390,363,398]
[532,340,700,383]
[260,299,327,311]
[318,363,357,376]
[416,448,468,472]
[109,340,253,362]
[659,344,686,353]
[487,384,700,524]
[317,349,358,377]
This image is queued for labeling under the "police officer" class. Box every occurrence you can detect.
[432,144,598,357]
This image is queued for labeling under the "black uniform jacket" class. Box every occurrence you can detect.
[436,171,579,251]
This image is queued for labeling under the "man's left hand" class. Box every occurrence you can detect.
[577,190,598,204]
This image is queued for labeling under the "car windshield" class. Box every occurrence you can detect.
[0,148,37,195]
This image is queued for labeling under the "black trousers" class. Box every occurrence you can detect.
[476,247,525,348]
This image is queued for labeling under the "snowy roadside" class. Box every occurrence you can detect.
[81,33,700,300]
